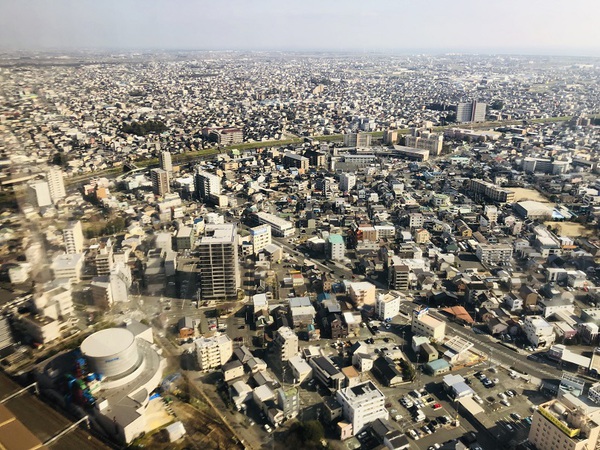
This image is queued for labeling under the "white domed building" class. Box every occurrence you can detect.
[37,320,166,444]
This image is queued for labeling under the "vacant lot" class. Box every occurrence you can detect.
[511,188,553,204]
[544,221,594,238]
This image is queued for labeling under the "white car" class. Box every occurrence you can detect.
[264,424,272,433]
[501,400,511,407]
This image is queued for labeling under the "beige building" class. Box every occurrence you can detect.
[411,306,446,341]
[529,397,600,450]
[348,282,376,306]
[273,326,299,362]
[414,228,430,244]
[195,334,233,370]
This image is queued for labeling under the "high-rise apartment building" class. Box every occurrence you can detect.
[194,170,222,200]
[197,223,240,301]
[28,180,52,208]
[151,168,170,196]
[456,101,487,123]
[343,132,371,148]
[63,220,84,254]
[339,173,356,192]
[46,167,66,203]
[159,151,172,172]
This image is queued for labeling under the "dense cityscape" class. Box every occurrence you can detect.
[0,48,599,450]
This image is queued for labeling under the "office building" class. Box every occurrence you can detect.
[529,398,600,450]
[46,167,66,203]
[336,381,389,436]
[343,132,371,147]
[197,223,240,301]
[194,170,222,199]
[159,151,172,172]
[522,157,569,175]
[250,224,272,254]
[209,128,243,145]
[273,326,298,362]
[28,180,52,208]
[63,220,84,254]
[151,168,170,196]
[411,306,446,340]
[253,212,295,237]
[405,130,444,156]
[339,173,356,192]
[195,334,233,370]
[456,101,487,123]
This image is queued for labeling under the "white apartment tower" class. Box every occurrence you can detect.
[197,223,240,301]
[273,326,299,362]
[339,173,356,192]
[28,180,52,208]
[194,169,222,200]
[63,220,84,254]
[336,381,389,435]
[46,167,66,203]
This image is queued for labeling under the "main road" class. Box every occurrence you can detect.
[398,302,563,382]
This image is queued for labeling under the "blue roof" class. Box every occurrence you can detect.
[329,234,344,244]
[426,359,450,370]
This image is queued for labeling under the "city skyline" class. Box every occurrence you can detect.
[0,0,599,57]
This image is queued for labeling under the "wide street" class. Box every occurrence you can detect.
[397,302,563,382]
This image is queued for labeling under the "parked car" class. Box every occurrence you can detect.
[264,424,272,433]
[510,413,522,421]
[433,403,442,410]
[505,390,515,398]
[501,400,511,407]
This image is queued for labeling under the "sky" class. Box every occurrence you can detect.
[0,0,599,56]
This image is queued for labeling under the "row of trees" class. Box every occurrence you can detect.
[121,120,168,136]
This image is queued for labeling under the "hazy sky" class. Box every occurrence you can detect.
[0,0,599,55]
